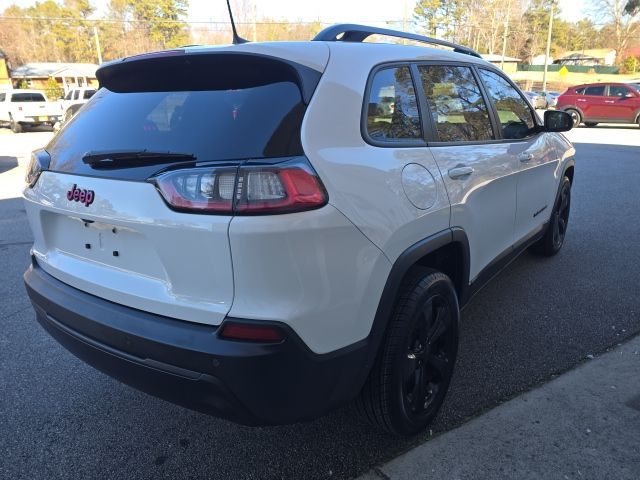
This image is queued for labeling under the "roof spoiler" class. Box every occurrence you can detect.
[95,51,321,104]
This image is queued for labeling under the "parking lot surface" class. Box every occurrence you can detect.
[1,125,639,479]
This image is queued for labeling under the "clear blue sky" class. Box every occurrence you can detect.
[0,0,591,24]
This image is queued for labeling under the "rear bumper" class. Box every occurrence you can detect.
[24,261,369,425]
[22,116,60,124]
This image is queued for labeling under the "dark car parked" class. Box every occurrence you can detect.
[557,82,640,127]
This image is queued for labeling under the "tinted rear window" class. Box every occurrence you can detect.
[48,82,307,174]
[419,65,494,143]
[12,93,45,102]
[584,86,605,96]
[366,66,421,142]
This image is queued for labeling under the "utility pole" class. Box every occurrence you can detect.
[500,0,513,70]
[542,4,554,93]
[252,2,257,42]
[93,25,102,65]
[402,0,407,44]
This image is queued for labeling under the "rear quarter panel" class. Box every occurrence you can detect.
[301,43,453,263]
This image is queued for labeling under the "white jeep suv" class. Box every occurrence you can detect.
[23,25,575,435]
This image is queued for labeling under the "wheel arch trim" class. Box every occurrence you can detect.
[352,228,471,392]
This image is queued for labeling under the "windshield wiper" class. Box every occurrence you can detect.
[82,150,196,169]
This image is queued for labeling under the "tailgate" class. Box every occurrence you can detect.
[22,102,59,120]
[22,49,325,326]
[23,172,233,325]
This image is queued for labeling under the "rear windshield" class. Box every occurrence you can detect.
[12,93,46,102]
[48,82,306,174]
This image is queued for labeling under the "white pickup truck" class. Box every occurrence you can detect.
[0,89,61,133]
[60,87,96,123]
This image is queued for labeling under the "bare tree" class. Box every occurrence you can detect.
[590,0,640,63]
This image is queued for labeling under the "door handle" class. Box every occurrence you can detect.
[518,153,534,163]
[448,166,474,179]
[604,100,615,104]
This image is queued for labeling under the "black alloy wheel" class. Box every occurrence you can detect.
[552,179,571,251]
[531,175,571,256]
[402,292,456,423]
[356,269,459,435]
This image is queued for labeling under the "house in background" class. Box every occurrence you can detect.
[531,54,553,65]
[10,63,99,96]
[480,53,521,73]
[0,50,11,89]
[624,47,640,60]
[554,49,617,67]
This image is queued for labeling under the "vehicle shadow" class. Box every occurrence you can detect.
[0,156,18,174]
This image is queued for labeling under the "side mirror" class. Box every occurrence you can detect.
[544,110,572,132]
[624,92,635,98]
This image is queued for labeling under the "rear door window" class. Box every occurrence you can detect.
[478,69,537,140]
[418,65,494,143]
[365,66,422,142]
[608,85,631,97]
[584,86,605,96]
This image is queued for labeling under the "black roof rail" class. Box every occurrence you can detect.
[312,24,482,59]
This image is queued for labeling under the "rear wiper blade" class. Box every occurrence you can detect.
[82,150,196,169]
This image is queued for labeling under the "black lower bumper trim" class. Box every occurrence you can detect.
[24,262,369,425]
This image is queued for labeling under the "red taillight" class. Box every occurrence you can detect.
[153,158,327,215]
[154,168,236,213]
[219,323,284,343]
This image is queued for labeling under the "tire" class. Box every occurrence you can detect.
[10,118,22,133]
[355,269,459,435]
[565,109,581,127]
[531,176,571,256]
[584,122,598,128]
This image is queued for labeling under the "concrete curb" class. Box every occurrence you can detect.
[357,335,640,480]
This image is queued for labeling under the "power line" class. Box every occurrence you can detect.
[0,14,624,28]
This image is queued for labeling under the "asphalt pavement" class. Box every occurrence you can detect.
[1,125,639,479]
[359,334,640,480]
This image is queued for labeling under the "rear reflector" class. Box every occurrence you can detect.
[153,157,327,215]
[219,323,284,343]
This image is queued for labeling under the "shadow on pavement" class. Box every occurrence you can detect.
[0,156,18,174]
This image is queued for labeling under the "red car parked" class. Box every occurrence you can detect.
[556,82,640,128]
